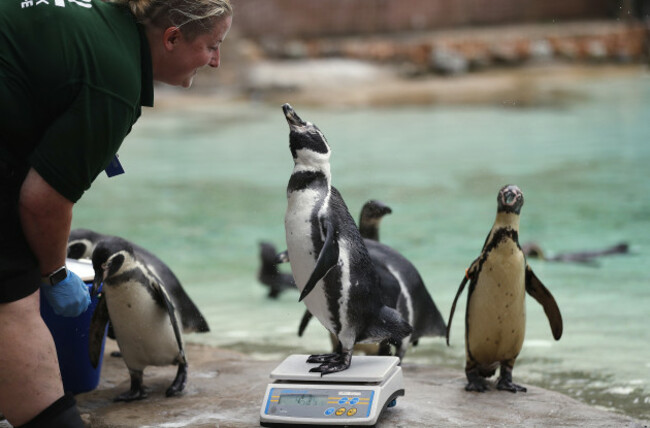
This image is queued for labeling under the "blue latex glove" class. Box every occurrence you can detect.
[41,270,91,317]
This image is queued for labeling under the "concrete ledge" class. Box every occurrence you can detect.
[75,341,648,427]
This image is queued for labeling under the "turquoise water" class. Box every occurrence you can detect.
[74,70,650,421]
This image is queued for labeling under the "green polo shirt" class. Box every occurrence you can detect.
[0,0,153,202]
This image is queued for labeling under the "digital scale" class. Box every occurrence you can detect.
[260,354,404,427]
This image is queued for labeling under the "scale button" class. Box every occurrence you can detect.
[347,408,357,416]
[324,407,335,416]
[335,407,346,416]
[338,397,348,405]
[349,397,359,405]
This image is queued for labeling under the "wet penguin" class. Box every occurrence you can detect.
[282,103,412,374]
[446,185,563,392]
[68,228,210,334]
[521,240,629,265]
[88,237,188,401]
[257,241,296,298]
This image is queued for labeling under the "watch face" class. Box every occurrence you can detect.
[50,267,68,286]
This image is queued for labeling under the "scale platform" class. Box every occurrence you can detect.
[260,354,404,427]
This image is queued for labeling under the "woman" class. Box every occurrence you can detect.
[0,0,232,426]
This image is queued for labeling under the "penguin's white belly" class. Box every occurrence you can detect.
[285,189,337,334]
[105,281,181,371]
[467,242,526,365]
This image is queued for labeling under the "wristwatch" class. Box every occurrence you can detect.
[44,265,69,286]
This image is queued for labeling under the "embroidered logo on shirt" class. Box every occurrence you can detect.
[21,0,92,8]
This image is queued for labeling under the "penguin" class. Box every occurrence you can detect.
[282,103,412,374]
[88,237,188,401]
[446,184,563,393]
[364,239,447,359]
[257,241,296,298]
[522,240,629,265]
[358,199,392,242]
[68,228,210,334]
[298,199,446,360]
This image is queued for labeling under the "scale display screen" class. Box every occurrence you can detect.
[278,394,329,407]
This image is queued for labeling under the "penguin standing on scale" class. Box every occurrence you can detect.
[282,103,412,374]
[446,185,563,392]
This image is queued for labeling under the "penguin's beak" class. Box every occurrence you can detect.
[378,204,392,216]
[282,103,306,127]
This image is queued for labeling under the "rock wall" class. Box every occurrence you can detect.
[230,0,618,38]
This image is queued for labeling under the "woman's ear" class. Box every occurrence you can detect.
[162,26,182,51]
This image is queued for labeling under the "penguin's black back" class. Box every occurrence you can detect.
[365,239,447,338]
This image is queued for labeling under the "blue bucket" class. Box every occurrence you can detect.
[40,258,108,395]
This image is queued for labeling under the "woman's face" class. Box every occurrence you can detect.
[157,14,233,88]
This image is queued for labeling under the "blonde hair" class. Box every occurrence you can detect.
[111,0,233,40]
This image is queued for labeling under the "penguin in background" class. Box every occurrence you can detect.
[521,240,630,266]
[88,237,188,401]
[282,103,412,374]
[358,199,392,242]
[446,185,563,393]
[257,241,296,298]
[68,228,210,334]
[298,199,447,360]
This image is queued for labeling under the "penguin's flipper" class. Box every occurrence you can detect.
[298,309,313,337]
[298,218,340,302]
[525,265,563,340]
[89,296,110,369]
[446,260,478,346]
[151,279,187,364]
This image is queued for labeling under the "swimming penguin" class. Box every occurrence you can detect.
[298,200,446,360]
[68,228,210,334]
[88,237,188,401]
[358,199,392,242]
[446,185,563,392]
[521,240,630,266]
[282,103,412,374]
[257,241,296,298]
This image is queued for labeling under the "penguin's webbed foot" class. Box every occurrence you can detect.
[496,363,527,393]
[309,352,352,375]
[496,377,527,393]
[465,368,488,392]
[114,370,149,402]
[465,379,489,392]
[166,362,188,397]
[306,353,339,364]
[114,385,150,402]
[310,358,350,375]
